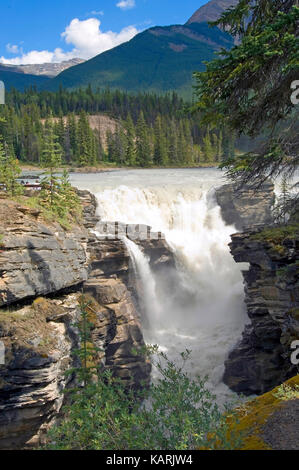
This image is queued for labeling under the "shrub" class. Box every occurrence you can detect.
[44,299,242,450]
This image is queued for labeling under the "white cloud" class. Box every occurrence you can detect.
[0,18,139,65]
[116,0,136,11]
[86,10,104,17]
[6,44,20,54]
[62,18,138,59]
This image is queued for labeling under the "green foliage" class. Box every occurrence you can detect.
[0,133,23,196]
[251,223,299,244]
[68,295,102,389]
[193,0,299,184]
[136,111,152,167]
[44,300,241,451]
[45,350,241,450]
[0,87,239,168]
[272,383,299,401]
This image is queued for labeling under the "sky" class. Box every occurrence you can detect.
[0,0,208,65]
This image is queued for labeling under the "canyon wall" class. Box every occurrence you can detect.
[224,227,299,395]
[215,181,275,231]
[0,190,171,449]
[216,181,298,395]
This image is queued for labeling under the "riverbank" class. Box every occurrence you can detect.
[20,162,220,174]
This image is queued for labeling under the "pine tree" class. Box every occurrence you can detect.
[41,123,62,208]
[153,115,168,166]
[168,119,178,165]
[135,111,152,167]
[77,111,91,167]
[125,114,136,166]
[202,129,214,162]
[177,121,188,165]
[0,134,22,196]
[68,113,78,163]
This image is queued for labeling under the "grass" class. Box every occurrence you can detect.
[251,224,299,244]
[272,383,299,401]
[13,194,82,230]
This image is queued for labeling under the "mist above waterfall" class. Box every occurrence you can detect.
[71,169,249,404]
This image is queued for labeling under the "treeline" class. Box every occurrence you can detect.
[0,87,236,167]
[6,86,186,123]
[107,112,235,167]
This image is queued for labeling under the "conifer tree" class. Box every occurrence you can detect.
[153,115,168,166]
[41,123,62,207]
[168,119,178,164]
[77,111,92,167]
[125,114,136,166]
[136,111,152,167]
[0,133,22,196]
[202,129,213,162]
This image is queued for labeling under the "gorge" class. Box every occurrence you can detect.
[0,168,298,449]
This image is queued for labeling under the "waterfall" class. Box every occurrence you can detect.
[123,237,162,327]
[95,183,248,404]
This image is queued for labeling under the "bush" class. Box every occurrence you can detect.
[44,298,241,450]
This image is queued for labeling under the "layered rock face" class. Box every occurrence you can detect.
[224,228,299,395]
[0,190,168,448]
[84,233,152,389]
[0,295,80,449]
[215,181,275,231]
[0,199,88,305]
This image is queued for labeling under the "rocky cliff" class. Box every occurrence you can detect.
[224,225,299,395]
[0,199,88,306]
[215,180,275,231]
[0,190,174,449]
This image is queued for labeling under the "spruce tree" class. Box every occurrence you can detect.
[135,111,152,167]
[77,111,93,167]
[202,129,213,162]
[125,114,136,166]
[0,134,22,196]
[153,115,168,166]
[41,123,62,208]
[168,119,178,165]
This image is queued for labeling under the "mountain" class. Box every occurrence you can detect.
[47,22,233,98]
[187,0,240,24]
[1,1,237,97]
[0,69,50,92]
[0,59,85,77]
[0,59,85,92]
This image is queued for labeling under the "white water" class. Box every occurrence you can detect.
[71,169,249,404]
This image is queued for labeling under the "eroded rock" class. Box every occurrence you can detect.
[0,200,88,306]
[224,227,299,395]
[215,181,275,231]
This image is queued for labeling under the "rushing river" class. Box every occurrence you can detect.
[70,168,249,404]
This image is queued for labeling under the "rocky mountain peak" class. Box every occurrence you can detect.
[186,0,239,25]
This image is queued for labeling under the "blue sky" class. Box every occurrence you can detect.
[0,0,208,65]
